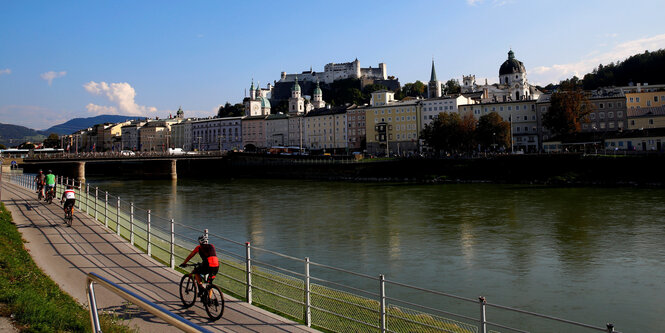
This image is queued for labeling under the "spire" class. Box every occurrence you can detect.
[250,79,255,91]
[430,59,438,82]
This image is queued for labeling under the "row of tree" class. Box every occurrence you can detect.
[420,112,511,155]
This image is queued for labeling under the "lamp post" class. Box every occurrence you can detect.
[197,136,202,151]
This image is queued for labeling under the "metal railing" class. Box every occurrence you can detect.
[86,272,210,333]
[3,170,621,333]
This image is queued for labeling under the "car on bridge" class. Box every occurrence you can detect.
[120,150,135,156]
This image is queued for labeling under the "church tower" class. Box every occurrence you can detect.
[311,79,325,109]
[289,76,305,114]
[427,60,442,98]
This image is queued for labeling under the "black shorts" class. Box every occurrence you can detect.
[64,199,75,210]
[193,264,219,283]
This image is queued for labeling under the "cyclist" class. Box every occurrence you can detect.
[34,170,45,198]
[60,185,76,220]
[44,170,56,200]
[180,234,219,297]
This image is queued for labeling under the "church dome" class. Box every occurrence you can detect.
[292,76,301,92]
[499,50,526,76]
[259,96,271,108]
[313,80,322,95]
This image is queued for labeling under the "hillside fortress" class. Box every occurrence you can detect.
[278,58,387,84]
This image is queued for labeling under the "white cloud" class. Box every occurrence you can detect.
[41,71,67,86]
[530,33,665,85]
[83,81,158,116]
[0,69,11,76]
[466,0,482,5]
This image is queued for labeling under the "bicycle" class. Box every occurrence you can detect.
[61,200,74,226]
[37,184,44,201]
[179,263,225,320]
[45,186,55,204]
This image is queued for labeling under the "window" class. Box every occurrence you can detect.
[508,106,512,111]
[582,123,588,129]
[608,103,613,108]
[600,122,606,129]
[590,113,596,119]
[649,119,654,125]
[500,107,504,111]
[608,112,614,118]
[636,97,641,102]
[599,112,605,119]
[630,120,635,126]
[647,100,652,107]
[629,97,634,102]
[599,103,604,109]
[618,102,622,107]
[656,96,660,102]
[609,122,615,128]
[617,111,623,118]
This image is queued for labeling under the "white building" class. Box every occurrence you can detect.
[279,58,387,84]
[191,117,243,151]
[420,95,474,130]
[462,50,542,103]
[171,120,193,151]
[121,120,146,151]
[265,113,289,147]
[244,81,271,117]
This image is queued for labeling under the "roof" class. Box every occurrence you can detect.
[499,50,526,76]
[627,106,665,118]
[305,105,349,117]
[430,60,438,82]
[265,113,288,120]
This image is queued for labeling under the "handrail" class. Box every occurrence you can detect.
[85,272,211,333]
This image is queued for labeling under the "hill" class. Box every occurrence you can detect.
[0,123,46,148]
[581,49,665,90]
[43,115,143,135]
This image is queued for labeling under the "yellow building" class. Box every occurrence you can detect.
[304,106,347,152]
[625,90,665,110]
[365,91,421,156]
[627,106,665,130]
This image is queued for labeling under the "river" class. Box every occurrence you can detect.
[85,177,665,332]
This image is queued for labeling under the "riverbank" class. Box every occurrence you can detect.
[0,203,133,332]
[214,152,665,186]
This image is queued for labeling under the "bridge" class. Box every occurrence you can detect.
[20,152,229,182]
[0,179,317,332]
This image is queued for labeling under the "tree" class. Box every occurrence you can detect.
[43,133,60,148]
[542,87,592,137]
[476,112,510,150]
[18,142,35,149]
[0,143,6,149]
[420,112,466,155]
[444,79,461,95]
[218,102,246,117]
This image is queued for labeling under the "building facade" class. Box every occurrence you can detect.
[241,116,267,150]
[366,91,421,156]
[305,106,348,152]
[346,105,366,152]
[265,113,289,147]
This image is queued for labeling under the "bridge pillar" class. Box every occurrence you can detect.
[170,159,177,180]
[76,161,86,184]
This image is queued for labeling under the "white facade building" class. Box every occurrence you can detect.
[420,95,474,130]
[279,58,387,84]
[265,113,289,147]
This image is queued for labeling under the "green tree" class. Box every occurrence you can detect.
[476,112,510,150]
[542,87,592,137]
[444,79,461,95]
[0,143,6,149]
[272,100,289,114]
[421,112,467,155]
[43,133,60,148]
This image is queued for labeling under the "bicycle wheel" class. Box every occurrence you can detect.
[179,275,197,308]
[203,285,225,320]
[66,210,73,227]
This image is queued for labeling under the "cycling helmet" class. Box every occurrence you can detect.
[48,170,52,173]
[198,234,208,245]
[38,169,43,173]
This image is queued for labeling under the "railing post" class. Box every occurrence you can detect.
[169,219,175,269]
[94,187,98,221]
[130,203,134,245]
[304,257,311,327]
[104,191,108,228]
[86,280,102,333]
[86,183,90,214]
[147,210,151,257]
[246,242,252,304]
[606,323,615,333]
[77,180,82,210]
[479,296,487,333]
[380,274,386,333]
[116,197,121,236]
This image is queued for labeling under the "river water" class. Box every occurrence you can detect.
[85,177,665,332]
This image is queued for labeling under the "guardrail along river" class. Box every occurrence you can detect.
[86,177,665,332]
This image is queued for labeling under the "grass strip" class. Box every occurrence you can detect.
[0,202,135,333]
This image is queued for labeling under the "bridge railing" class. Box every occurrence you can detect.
[3,170,620,333]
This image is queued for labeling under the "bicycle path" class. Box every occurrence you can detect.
[1,181,318,333]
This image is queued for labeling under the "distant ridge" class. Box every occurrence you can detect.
[43,115,143,135]
[0,123,47,147]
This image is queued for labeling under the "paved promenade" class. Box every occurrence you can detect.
[1,181,317,333]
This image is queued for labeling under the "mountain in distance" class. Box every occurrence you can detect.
[0,123,47,147]
[43,114,144,135]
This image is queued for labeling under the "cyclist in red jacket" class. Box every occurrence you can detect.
[180,234,220,295]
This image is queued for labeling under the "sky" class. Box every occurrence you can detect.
[1,0,665,130]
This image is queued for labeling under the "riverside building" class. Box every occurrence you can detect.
[365,90,422,156]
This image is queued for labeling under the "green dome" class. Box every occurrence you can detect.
[259,96,271,108]
[314,81,322,95]
[292,76,301,92]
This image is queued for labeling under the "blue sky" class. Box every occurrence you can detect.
[1,0,665,130]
